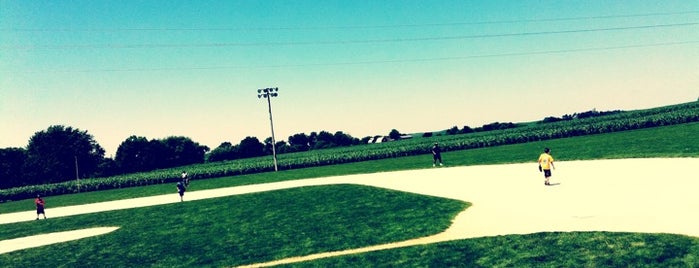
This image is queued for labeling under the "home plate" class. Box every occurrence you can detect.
[0,227,119,254]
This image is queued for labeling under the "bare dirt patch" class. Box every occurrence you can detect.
[0,227,119,254]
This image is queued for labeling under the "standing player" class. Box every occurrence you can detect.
[432,143,443,167]
[181,171,189,187]
[538,147,555,185]
[176,181,186,202]
[35,194,47,220]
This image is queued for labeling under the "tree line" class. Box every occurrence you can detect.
[0,126,368,189]
[207,131,365,162]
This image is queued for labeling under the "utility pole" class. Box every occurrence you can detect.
[74,155,80,191]
[257,87,279,171]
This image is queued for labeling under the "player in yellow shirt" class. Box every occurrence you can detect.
[538,148,555,185]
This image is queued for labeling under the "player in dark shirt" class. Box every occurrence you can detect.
[176,181,186,202]
[432,143,443,167]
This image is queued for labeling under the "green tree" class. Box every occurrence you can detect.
[25,125,105,184]
[446,126,460,135]
[308,132,318,149]
[460,126,474,134]
[312,131,336,149]
[275,140,290,154]
[333,131,358,146]
[116,136,208,171]
[262,137,289,155]
[208,142,239,162]
[0,147,27,188]
[161,136,209,167]
[115,136,153,173]
[238,137,264,158]
[95,157,119,178]
[389,129,402,140]
[288,133,310,152]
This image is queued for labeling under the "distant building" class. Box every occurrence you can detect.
[367,134,412,144]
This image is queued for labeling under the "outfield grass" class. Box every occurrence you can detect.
[0,185,467,267]
[1,123,698,267]
[293,232,699,267]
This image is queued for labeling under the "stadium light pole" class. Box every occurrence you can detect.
[257,87,279,172]
[74,155,80,192]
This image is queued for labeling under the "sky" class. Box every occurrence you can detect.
[1,1,698,157]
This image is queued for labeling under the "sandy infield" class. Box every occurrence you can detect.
[1,158,698,264]
[0,227,119,255]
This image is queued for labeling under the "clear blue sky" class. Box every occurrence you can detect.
[2,1,698,156]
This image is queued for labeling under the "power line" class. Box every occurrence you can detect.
[2,11,698,32]
[7,40,696,73]
[3,22,697,50]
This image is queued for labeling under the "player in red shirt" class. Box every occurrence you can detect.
[35,195,47,220]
